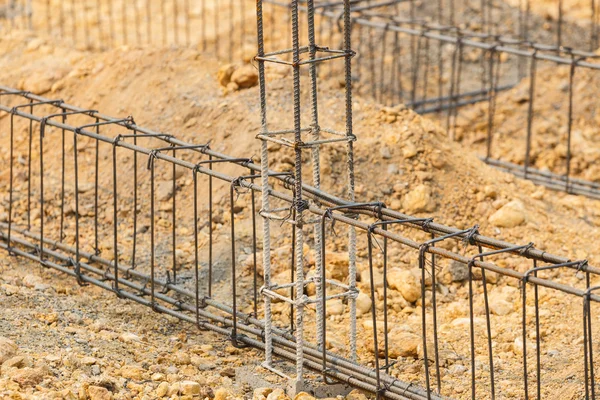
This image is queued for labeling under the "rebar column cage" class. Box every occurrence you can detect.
[255,0,358,385]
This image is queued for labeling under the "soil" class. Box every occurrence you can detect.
[1,1,600,400]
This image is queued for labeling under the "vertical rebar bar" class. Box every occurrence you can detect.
[291,0,305,381]
[343,0,358,362]
[256,0,273,368]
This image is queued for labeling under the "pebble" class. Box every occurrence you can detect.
[254,388,273,400]
[156,181,174,202]
[388,268,420,303]
[488,200,526,228]
[0,336,18,364]
[200,386,215,399]
[442,261,469,282]
[346,389,369,400]
[324,252,350,280]
[81,356,97,365]
[389,330,422,358]
[87,385,112,400]
[22,274,43,288]
[152,372,166,381]
[547,349,560,357]
[220,367,236,378]
[180,380,201,396]
[355,292,372,315]
[402,184,436,213]
[293,392,316,400]
[360,268,383,288]
[266,388,291,400]
[489,297,513,316]
[402,141,418,158]
[11,367,46,387]
[168,382,181,396]
[165,365,179,374]
[449,364,468,374]
[214,388,232,400]
[230,65,259,89]
[156,381,169,397]
[1,355,29,371]
[119,365,145,380]
[326,299,344,316]
[379,145,392,159]
[174,351,191,365]
[217,64,237,87]
[119,332,141,343]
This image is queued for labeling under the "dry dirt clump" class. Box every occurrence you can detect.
[1,28,600,399]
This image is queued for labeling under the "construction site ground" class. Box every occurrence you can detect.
[2,1,600,399]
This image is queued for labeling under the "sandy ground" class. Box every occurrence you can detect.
[1,1,600,399]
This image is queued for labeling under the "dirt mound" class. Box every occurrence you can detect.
[1,32,600,399]
[455,61,600,184]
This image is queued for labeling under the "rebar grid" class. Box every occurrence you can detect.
[4,89,600,399]
[4,1,600,199]
[265,1,600,202]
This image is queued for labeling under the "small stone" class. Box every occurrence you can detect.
[324,252,350,280]
[91,365,101,376]
[156,181,174,202]
[360,268,383,289]
[165,365,178,374]
[442,261,469,282]
[220,367,236,378]
[11,367,46,387]
[119,365,145,380]
[180,381,201,396]
[77,182,95,193]
[156,381,169,397]
[81,356,97,365]
[1,355,28,371]
[402,184,436,213]
[483,185,497,199]
[417,340,436,361]
[214,388,232,400]
[266,388,291,400]
[489,297,513,316]
[22,274,43,289]
[152,372,166,381]
[367,325,420,358]
[388,268,421,303]
[87,385,112,400]
[326,299,344,316]
[346,389,369,400]
[254,388,273,400]
[449,364,468,374]
[379,146,392,159]
[513,337,524,356]
[217,64,238,87]
[488,200,526,228]
[294,392,315,400]
[355,292,372,316]
[174,351,191,365]
[0,337,18,364]
[230,65,258,89]
[119,332,141,343]
[402,141,418,158]
[200,386,215,399]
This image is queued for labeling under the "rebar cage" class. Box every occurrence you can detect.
[3,1,600,399]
